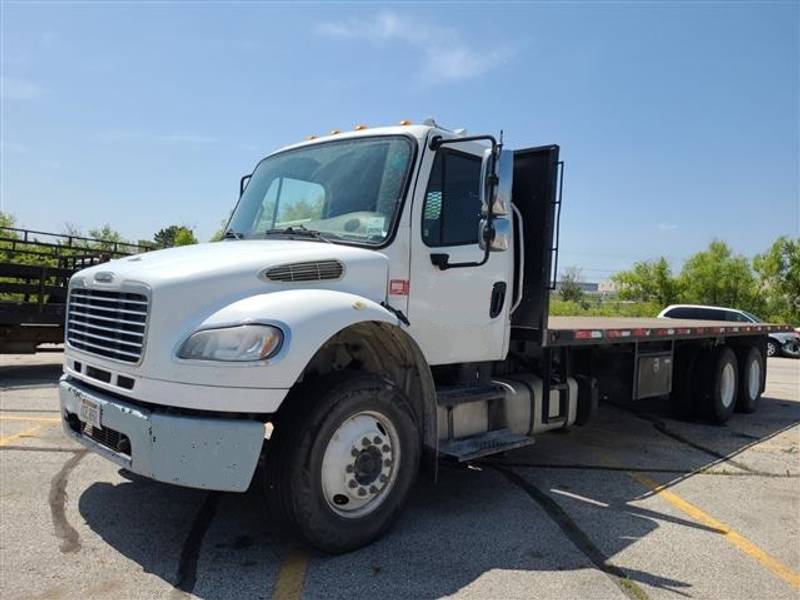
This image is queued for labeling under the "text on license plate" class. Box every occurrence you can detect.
[79,398,102,429]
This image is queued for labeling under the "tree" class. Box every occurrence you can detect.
[753,236,800,324]
[153,225,196,248]
[679,240,760,312]
[558,266,585,303]
[174,227,198,246]
[87,224,128,253]
[612,257,682,307]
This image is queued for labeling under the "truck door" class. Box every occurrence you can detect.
[406,142,513,365]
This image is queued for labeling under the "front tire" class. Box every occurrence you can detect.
[264,373,420,554]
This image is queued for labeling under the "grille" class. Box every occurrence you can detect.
[67,288,148,363]
[264,260,344,283]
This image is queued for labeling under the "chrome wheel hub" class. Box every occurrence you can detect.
[321,411,399,518]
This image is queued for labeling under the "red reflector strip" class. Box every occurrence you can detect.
[606,330,632,338]
[388,279,410,296]
[575,330,603,340]
[676,328,692,335]
[633,328,651,337]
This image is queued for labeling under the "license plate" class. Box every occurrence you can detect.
[79,397,102,429]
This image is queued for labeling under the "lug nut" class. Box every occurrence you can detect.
[351,448,359,457]
[348,480,358,489]
[369,485,379,494]
[358,487,367,496]
[373,436,381,444]
[362,437,371,447]
[384,459,392,467]
[379,474,388,483]
[346,464,354,473]
[382,445,390,453]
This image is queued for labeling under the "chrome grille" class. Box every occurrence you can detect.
[264,260,344,282]
[67,288,148,363]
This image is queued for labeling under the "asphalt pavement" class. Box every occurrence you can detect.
[1,352,798,600]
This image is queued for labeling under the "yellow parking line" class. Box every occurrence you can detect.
[629,471,800,589]
[273,548,310,600]
[0,424,46,447]
[0,415,61,423]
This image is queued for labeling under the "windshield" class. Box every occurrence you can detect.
[228,136,414,245]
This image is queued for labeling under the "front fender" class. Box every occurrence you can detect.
[175,289,400,389]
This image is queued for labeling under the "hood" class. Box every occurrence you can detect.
[71,240,389,371]
[74,240,388,297]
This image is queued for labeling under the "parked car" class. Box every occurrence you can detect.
[658,304,800,358]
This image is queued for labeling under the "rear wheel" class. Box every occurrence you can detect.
[264,373,420,553]
[704,346,738,424]
[670,346,705,420]
[736,346,764,413]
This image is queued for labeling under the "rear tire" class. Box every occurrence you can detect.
[264,372,420,554]
[736,346,764,413]
[704,346,738,424]
[670,346,705,420]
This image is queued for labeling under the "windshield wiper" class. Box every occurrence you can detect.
[222,229,244,240]
[265,225,334,243]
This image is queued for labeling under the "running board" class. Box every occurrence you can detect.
[436,384,505,407]
[439,429,535,462]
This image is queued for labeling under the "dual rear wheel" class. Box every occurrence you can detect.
[671,343,763,423]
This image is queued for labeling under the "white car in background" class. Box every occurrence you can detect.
[658,304,800,358]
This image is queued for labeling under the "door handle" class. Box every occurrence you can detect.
[490,282,507,318]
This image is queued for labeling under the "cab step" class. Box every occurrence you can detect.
[438,428,535,462]
[436,384,505,407]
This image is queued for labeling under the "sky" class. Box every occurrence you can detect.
[1,1,798,280]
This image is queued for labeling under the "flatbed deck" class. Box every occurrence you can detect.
[546,316,792,347]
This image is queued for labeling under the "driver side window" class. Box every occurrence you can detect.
[422,150,482,247]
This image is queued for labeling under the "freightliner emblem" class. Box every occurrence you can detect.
[94,271,115,283]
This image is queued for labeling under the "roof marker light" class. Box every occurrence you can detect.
[354,124,368,131]
[306,135,317,140]
[329,129,341,135]
[398,119,412,126]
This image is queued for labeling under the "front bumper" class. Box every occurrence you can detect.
[59,377,265,492]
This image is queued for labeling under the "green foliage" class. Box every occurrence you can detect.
[276,197,324,224]
[678,240,760,312]
[174,227,198,246]
[753,236,800,324]
[612,257,682,306]
[558,266,584,303]
[550,298,661,317]
[154,225,197,248]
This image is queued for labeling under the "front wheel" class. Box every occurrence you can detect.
[264,373,420,553]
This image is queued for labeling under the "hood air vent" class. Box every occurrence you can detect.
[264,260,344,283]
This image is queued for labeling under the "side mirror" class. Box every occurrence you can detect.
[479,217,511,252]
[240,174,252,197]
[480,148,514,217]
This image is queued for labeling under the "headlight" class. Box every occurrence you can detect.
[177,324,283,362]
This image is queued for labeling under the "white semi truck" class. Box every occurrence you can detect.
[59,120,790,552]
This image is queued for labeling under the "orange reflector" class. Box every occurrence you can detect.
[329,129,341,135]
[305,135,317,140]
[354,124,368,131]
[398,119,412,126]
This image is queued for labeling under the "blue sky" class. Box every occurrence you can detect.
[1,1,797,280]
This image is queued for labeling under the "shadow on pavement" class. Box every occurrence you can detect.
[76,389,799,600]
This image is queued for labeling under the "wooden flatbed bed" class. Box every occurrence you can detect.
[545,316,792,347]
